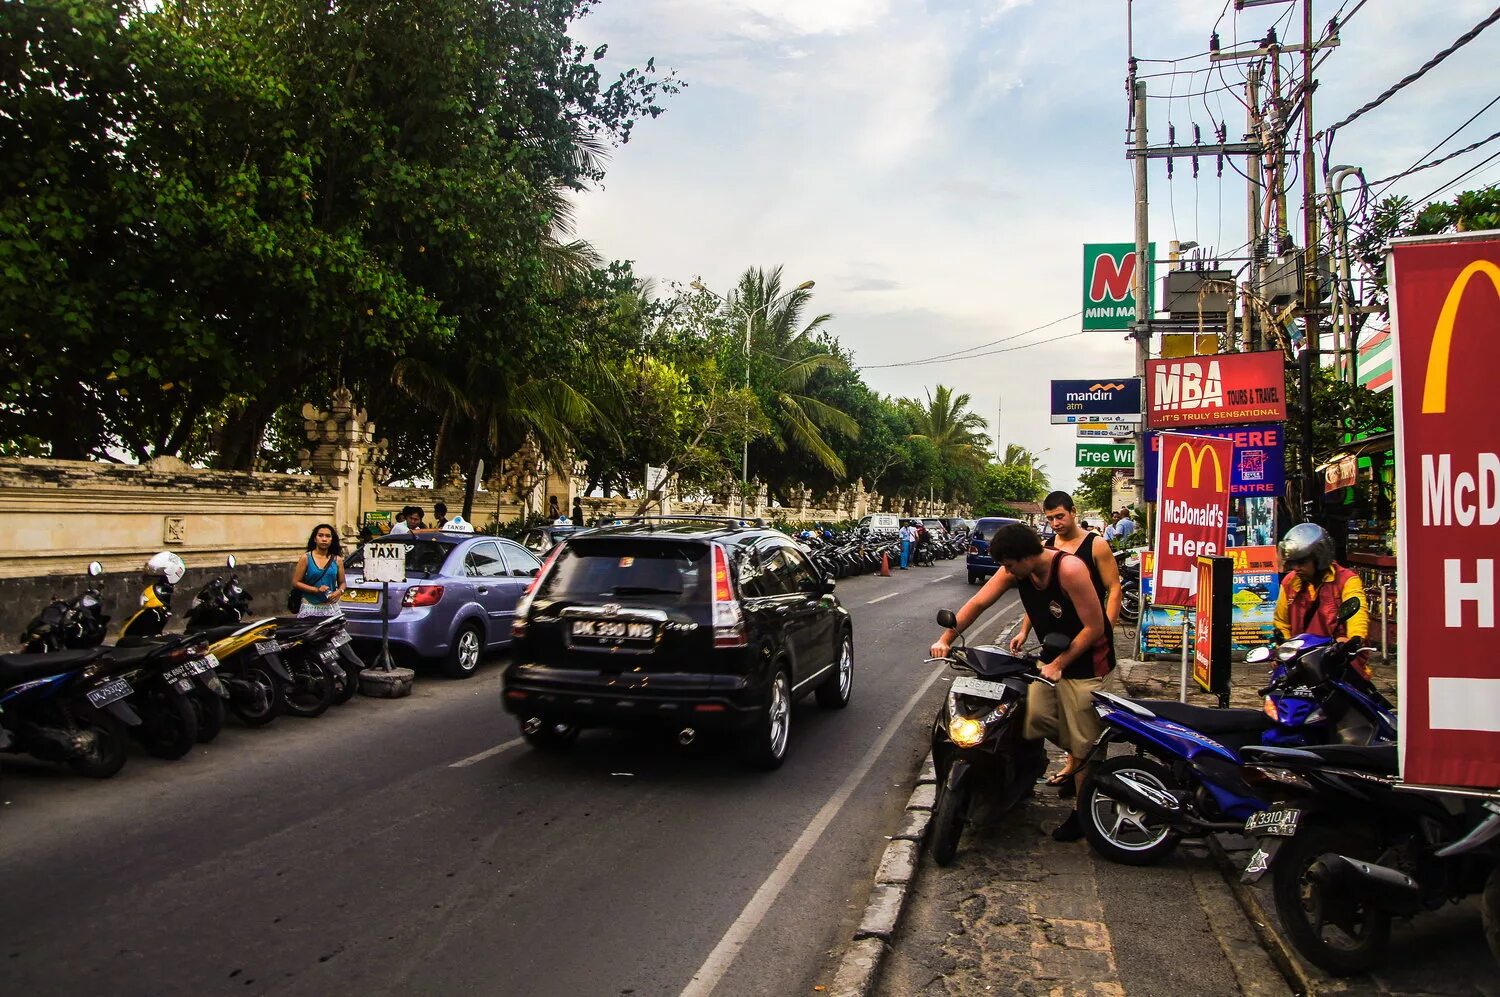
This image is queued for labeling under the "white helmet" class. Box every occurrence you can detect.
[145,551,186,584]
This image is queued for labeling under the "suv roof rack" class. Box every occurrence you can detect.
[602,515,767,530]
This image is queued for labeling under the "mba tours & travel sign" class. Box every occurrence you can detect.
[1082,243,1156,330]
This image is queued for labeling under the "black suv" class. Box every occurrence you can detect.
[502,517,853,769]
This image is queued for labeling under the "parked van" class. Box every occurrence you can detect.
[858,513,901,532]
[965,516,1024,585]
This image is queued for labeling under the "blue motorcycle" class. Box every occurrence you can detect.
[0,646,141,778]
[1076,597,1395,865]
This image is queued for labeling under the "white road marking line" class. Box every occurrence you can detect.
[866,591,902,604]
[448,737,524,768]
[679,602,1024,997]
[928,573,953,583]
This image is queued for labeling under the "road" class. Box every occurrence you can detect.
[0,568,1019,997]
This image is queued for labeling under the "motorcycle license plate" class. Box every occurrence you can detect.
[330,632,351,648]
[87,677,133,708]
[1244,807,1302,838]
[949,676,1010,702]
[189,656,216,676]
[319,648,338,663]
[256,640,282,656]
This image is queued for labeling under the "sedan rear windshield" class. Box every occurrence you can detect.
[538,539,710,605]
[345,540,457,578]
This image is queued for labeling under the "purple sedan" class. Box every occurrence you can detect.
[340,531,544,678]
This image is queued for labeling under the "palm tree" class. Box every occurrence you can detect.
[902,386,991,471]
[731,266,859,479]
[1002,443,1051,495]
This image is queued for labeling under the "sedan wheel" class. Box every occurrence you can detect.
[443,625,483,679]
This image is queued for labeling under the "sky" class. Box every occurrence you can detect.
[567,0,1500,493]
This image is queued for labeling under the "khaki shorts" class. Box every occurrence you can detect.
[1024,671,1118,759]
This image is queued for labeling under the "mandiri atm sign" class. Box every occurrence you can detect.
[1083,243,1155,330]
[1390,231,1500,790]
[1151,432,1234,609]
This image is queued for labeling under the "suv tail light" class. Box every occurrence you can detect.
[710,543,746,648]
[402,585,445,608]
[512,544,564,638]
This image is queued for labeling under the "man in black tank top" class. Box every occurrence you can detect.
[930,523,1116,841]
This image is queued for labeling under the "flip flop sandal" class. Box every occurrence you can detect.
[1045,770,1078,798]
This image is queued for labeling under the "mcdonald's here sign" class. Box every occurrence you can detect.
[1083,243,1155,331]
[1151,433,1234,609]
[1390,233,1500,790]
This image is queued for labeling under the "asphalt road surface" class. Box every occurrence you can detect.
[0,567,1019,997]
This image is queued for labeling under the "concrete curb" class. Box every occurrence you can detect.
[826,752,938,997]
[1206,834,1323,997]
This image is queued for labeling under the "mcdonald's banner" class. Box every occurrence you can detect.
[1142,423,1285,501]
[1389,232,1500,790]
[1151,432,1234,609]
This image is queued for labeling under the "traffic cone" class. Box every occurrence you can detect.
[880,551,891,577]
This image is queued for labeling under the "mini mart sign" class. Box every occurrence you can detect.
[1076,443,1136,468]
[1083,243,1156,331]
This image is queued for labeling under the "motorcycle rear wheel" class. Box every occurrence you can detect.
[282,657,335,718]
[930,773,970,866]
[135,687,200,760]
[232,666,283,727]
[1271,826,1391,976]
[1079,754,1180,866]
[190,686,225,743]
[1482,865,1500,967]
[66,711,129,779]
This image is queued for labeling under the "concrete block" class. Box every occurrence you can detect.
[876,839,918,885]
[907,783,936,811]
[918,754,937,784]
[826,937,886,997]
[855,883,907,940]
[358,667,415,698]
[891,809,931,841]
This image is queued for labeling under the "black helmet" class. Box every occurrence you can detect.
[1278,522,1334,574]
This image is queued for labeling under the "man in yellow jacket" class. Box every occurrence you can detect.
[1272,523,1369,642]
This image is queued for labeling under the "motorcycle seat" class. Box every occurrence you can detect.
[0,648,103,683]
[185,625,241,644]
[1290,742,1400,775]
[1136,700,1274,735]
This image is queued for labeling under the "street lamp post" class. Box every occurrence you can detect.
[691,277,815,519]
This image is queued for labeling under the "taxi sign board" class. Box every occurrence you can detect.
[362,543,407,584]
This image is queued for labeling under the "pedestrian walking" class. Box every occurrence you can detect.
[572,497,584,526]
[929,523,1114,841]
[899,521,916,570]
[291,523,345,617]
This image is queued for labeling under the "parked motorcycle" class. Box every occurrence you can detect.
[1076,597,1395,865]
[0,646,141,778]
[925,609,1068,865]
[1115,548,1141,626]
[182,558,291,727]
[1239,743,1500,975]
[20,561,111,653]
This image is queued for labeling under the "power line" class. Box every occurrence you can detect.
[1323,7,1500,136]
[865,329,1094,370]
[1369,128,1500,194]
[859,313,1084,370]
[1411,148,1500,205]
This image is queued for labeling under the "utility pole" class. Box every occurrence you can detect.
[1299,0,1320,519]
[1131,77,1150,494]
[1245,66,1264,352]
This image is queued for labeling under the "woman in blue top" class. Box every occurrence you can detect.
[292,523,346,616]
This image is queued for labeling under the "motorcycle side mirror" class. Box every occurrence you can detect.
[1246,646,1273,664]
[226,555,237,569]
[1337,597,1360,622]
[935,609,958,630]
[1038,631,1072,662]
[87,561,103,577]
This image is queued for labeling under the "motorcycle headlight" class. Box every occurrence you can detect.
[948,716,985,747]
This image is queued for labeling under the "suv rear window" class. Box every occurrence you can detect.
[346,539,458,577]
[538,539,710,605]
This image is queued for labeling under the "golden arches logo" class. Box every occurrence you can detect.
[1090,382,1126,391]
[1166,440,1226,491]
[1422,259,1500,414]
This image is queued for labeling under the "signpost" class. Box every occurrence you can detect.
[1075,443,1136,468]
[1151,433,1234,609]
[1145,350,1287,429]
[362,542,407,672]
[1193,556,1233,706]
[1050,378,1142,424]
[1083,243,1156,330]
[1143,424,1285,501]
[1389,231,1500,790]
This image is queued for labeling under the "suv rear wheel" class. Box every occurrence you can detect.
[815,632,853,709]
[743,668,791,770]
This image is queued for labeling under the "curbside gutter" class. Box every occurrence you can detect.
[826,753,938,997]
[1206,834,1330,997]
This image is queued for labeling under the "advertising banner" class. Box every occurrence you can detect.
[1076,422,1137,439]
[1139,547,1280,657]
[1076,443,1136,468]
[1050,378,1142,424]
[1142,424,1285,500]
[1083,243,1155,330]
[1152,433,1234,609]
[1390,232,1500,789]
[1146,350,1287,429]
[1193,556,1233,701]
